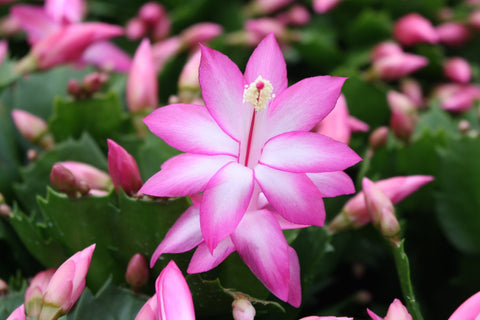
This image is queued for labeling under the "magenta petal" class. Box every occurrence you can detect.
[366,309,384,320]
[156,261,195,320]
[449,291,480,320]
[187,237,235,273]
[267,76,346,138]
[307,171,355,198]
[376,175,434,204]
[244,33,287,96]
[139,153,235,197]
[255,165,325,226]
[287,247,302,308]
[150,205,203,268]
[260,131,362,173]
[143,104,238,156]
[199,45,248,140]
[201,162,254,251]
[11,5,60,44]
[232,210,290,302]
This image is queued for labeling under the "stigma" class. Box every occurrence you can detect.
[243,75,274,111]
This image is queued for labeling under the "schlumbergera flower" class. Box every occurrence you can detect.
[140,33,361,305]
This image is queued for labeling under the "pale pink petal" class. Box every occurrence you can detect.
[266,76,346,138]
[11,5,60,44]
[376,175,434,203]
[45,0,86,24]
[135,294,157,320]
[254,165,325,226]
[82,41,131,72]
[367,309,384,320]
[6,304,26,320]
[143,104,238,156]
[307,171,355,197]
[348,116,370,132]
[260,131,362,173]
[274,213,310,230]
[314,94,351,144]
[244,33,287,96]
[156,261,195,320]
[231,210,290,302]
[287,246,301,308]
[449,291,480,320]
[139,153,235,197]
[384,299,412,320]
[150,205,203,268]
[201,162,254,251]
[199,45,248,140]
[187,237,235,273]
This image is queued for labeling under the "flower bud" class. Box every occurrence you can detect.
[152,36,182,72]
[444,57,472,84]
[387,91,418,142]
[0,40,7,66]
[367,299,412,320]
[313,0,342,13]
[126,18,147,40]
[180,22,223,48]
[436,22,470,47]
[151,15,171,41]
[81,41,132,73]
[373,53,428,81]
[244,18,286,44]
[39,244,95,320]
[25,269,56,317]
[369,126,389,152]
[6,304,25,320]
[107,139,143,196]
[0,278,8,296]
[11,110,54,149]
[56,161,111,193]
[125,253,149,289]
[469,10,480,30]
[434,83,480,112]
[393,13,438,46]
[127,38,158,113]
[138,2,166,26]
[370,41,403,62]
[232,297,256,320]
[400,78,423,107]
[277,5,310,26]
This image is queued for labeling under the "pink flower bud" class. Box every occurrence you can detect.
[81,41,132,73]
[0,278,8,295]
[367,299,412,320]
[180,22,223,48]
[232,297,256,320]
[18,22,123,73]
[362,178,401,244]
[11,109,54,149]
[107,139,143,196]
[329,175,433,231]
[127,38,158,113]
[449,291,480,320]
[25,269,55,317]
[373,53,428,81]
[57,161,111,192]
[434,83,480,112]
[387,90,418,142]
[313,0,342,14]
[151,16,171,41]
[393,13,439,46]
[469,10,480,30]
[125,253,149,288]
[82,72,108,92]
[125,18,147,40]
[6,304,25,320]
[44,0,86,24]
[436,22,470,47]
[314,94,353,144]
[369,126,389,151]
[138,2,166,26]
[39,244,95,320]
[245,18,286,44]
[10,5,59,45]
[156,261,195,320]
[277,5,310,26]
[50,163,87,197]
[371,41,403,62]
[444,57,472,83]
[152,36,182,71]
[135,294,158,320]
[0,40,8,66]
[400,78,424,107]
[178,50,201,92]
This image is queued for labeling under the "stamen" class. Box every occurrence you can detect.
[243,75,274,111]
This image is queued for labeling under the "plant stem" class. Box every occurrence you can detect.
[391,240,424,320]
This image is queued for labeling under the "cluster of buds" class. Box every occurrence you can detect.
[67,72,109,99]
[125,2,170,41]
[11,110,55,150]
[49,161,112,197]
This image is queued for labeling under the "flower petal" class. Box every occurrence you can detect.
[260,131,362,173]
[306,171,355,198]
[287,246,302,308]
[143,104,238,156]
[150,205,203,268]
[367,309,385,320]
[449,291,480,320]
[187,237,235,273]
[201,162,254,251]
[232,210,290,302]
[199,45,248,140]
[244,33,287,96]
[266,76,346,138]
[139,153,235,197]
[255,165,325,226]
[156,261,195,320]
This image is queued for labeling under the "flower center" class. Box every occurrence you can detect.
[243,75,274,111]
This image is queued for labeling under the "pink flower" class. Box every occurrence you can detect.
[107,139,143,195]
[180,22,223,48]
[436,22,471,47]
[44,0,86,24]
[434,83,480,112]
[329,176,433,230]
[39,244,95,320]
[6,304,25,320]
[444,57,472,84]
[10,5,60,44]
[312,0,342,14]
[367,299,412,320]
[400,78,424,107]
[393,13,438,46]
[152,36,182,72]
[25,269,56,317]
[449,291,480,320]
[81,41,131,73]
[372,52,428,81]
[371,41,403,62]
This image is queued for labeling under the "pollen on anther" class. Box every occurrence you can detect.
[242,75,274,111]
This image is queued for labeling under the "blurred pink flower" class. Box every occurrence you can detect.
[44,0,86,24]
[387,90,418,142]
[434,83,480,112]
[444,57,472,84]
[312,0,342,14]
[367,299,412,320]
[436,22,471,47]
[81,41,131,72]
[6,304,25,320]
[449,291,480,320]
[372,52,428,81]
[393,13,438,46]
[180,22,223,48]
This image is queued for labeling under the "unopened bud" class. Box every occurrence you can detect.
[25,269,56,318]
[0,278,8,296]
[469,10,480,30]
[400,78,423,107]
[277,5,310,26]
[125,254,149,289]
[67,79,81,97]
[139,2,166,26]
[11,110,54,149]
[232,297,256,320]
[83,72,108,92]
[50,163,81,197]
[459,120,471,133]
[0,204,12,218]
[107,139,143,196]
[444,57,472,84]
[387,91,418,143]
[180,22,223,48]
[58,161,111,192]
[369,126,389,152]
[126,18,147,40]
[393,13,438,46]
[437,22,471,47]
